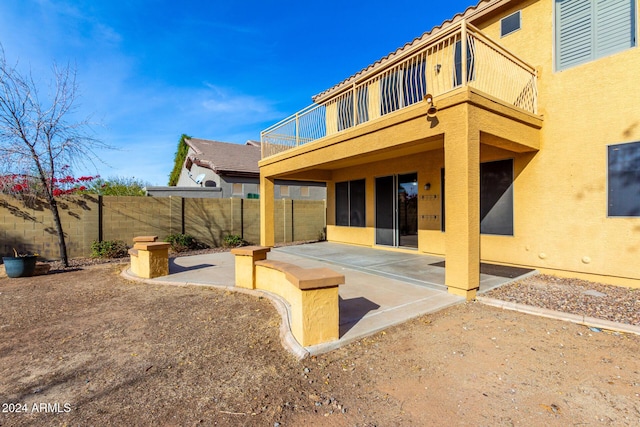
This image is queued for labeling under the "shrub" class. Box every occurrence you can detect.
[222,234,248,248]
[90,240,129,259]
[165,233,201,252]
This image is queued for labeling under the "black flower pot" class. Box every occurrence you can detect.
[2,256,38,278]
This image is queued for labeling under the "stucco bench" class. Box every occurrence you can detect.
[231,246,344,347]
[254,259,344,347]
[254,259,344,290]
[129,237,170,279]
[230,246,271,288]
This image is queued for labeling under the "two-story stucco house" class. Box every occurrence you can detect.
[258,0,639,299]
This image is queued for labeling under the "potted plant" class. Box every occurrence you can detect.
[2,248,38,278]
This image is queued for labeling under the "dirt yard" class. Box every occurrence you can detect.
[1,263,639,426]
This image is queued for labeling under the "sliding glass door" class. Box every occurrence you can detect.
[375,173,418,248]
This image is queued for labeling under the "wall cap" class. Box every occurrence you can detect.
[255,260,344,290]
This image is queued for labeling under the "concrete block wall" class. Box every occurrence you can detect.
[242,199,261,244]
[292,200,326,241]
[0,195,326,260]
[183,198,231,247]
[0,195,100,259]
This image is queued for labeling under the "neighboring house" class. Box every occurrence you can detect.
[259,0,639,298]
[147,138,326,199]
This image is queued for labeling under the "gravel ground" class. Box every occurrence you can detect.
[484,274,640,326]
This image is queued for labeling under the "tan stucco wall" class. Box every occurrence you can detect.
[259,0,640,288]
[473,0,640,285]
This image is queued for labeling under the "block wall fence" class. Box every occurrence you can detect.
[0,195,327,260]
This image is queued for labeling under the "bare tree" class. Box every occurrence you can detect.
[0,47,109,266]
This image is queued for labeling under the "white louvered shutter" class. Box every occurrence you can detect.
[556,0,593,70]
[556,0,636,70]
[595,0,635,57]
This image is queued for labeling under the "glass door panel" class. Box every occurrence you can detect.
[375,176,395,246]
[375,173,418,248]
[398,173,418,248]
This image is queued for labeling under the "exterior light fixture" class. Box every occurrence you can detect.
[424,93,437,116]
[424,182,431,191]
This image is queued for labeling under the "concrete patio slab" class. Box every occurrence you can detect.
[139,242,535,357]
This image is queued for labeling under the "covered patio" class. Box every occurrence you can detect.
[258,19,543,300]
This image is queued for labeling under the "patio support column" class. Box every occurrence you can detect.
[444,108,480,300]
[260,175,275,247]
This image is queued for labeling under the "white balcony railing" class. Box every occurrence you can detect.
[261,21,537,158]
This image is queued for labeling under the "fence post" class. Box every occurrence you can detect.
[181,197,185,235]
[291,199,295,242]
[98,195,103,242]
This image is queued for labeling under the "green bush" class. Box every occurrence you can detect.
[90,240,129,259]
[222,234,248,248]
[164,233,201,252]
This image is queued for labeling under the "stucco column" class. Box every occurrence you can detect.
[444,112,480,300]
[260,175,275,247]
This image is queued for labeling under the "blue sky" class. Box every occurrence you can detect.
[0,0,476,185]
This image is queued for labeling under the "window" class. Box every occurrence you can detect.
[280,185,290,197]
[300,186,310,197]
[501,11,521,37]
[356,85,369,124]
[336,86,369,131]
[381,71,402,115]
[555,0,636,71]
[480,159,514,236]
[440,160,514,235]
[336,94,354,131]
[454,38,476,86]
[608,141,640,216]
[232,183,243,196]
[335,179,366,227]
[380,57,427,116]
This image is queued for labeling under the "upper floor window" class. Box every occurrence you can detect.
[501,11,521,37]
[380,57,427,116]
[454,39,476,86]
[336,86,369,131]
[555,0,636,71]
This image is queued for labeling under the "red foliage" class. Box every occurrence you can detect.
[0,173,97,197]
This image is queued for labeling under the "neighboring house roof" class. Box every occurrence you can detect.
[185,138,261,177]
[312,0,515,103]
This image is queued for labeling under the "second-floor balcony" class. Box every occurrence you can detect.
[261,20,538,159]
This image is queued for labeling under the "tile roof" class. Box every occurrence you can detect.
[185,138,261,176]
[312,0,505,103]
